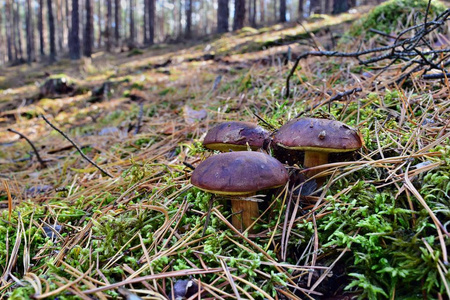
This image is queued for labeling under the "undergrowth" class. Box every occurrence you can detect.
[1,2,450,299]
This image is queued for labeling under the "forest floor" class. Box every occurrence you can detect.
[1,2,450,299]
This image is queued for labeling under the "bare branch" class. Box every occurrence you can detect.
[285,8,450,98]
[7,128,46,169]
[41,115,113,178]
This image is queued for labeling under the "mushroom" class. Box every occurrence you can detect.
[273,118,363,185]
[190,151,288,232]
[203,121,269,152]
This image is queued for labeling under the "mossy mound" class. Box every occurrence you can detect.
[349,0,447,37]
[39,74,77,98]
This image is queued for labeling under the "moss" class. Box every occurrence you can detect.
[349,0,447,37]
[236,26,260,37]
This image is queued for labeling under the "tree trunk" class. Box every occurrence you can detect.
[279,0,286,22]
[177,0,182,38]
[161,1,166,38]
[332,0,350,14]
[252,0,256,26]
[47,0,56,60]
[233,0,245,31]
[84,0,93,56]
[115,0,120,46]
[61,0,66,49]
[260,0,265,24]
[203,0,209,35]
[143,0,148,43]
[324,0,331,14]
[56,0,63,50]
[106,0,112,51]
[248,0,252,26]
[129,0,135,47]
[69,0,80,59]
[5,0,13,62]
[38,0,45,56]
[148,0,155,44]
[217,0,229,33]
[129,0,134,46]
[171,0,176,38]
[185,0,192,38]
[16,1,23,60]
[273,0,277,23]
[0,4,3,63]
[248,0,256,27]
[26,0,35,63]
[13,0,24,61]
[65,0,70,48]
[12,0,18,61]
[97,0,102,47]
[298,0,303,19]
[309,0,321,15]
[79,0,83,48]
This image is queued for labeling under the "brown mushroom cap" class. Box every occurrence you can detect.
[273,118,363,153]
[190,152,288,195]
[203,121,269,151]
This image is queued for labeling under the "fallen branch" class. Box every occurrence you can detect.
[7,128,46,169]
[422,73,450,80]
[41,115,113,178]
[285,8,450,98]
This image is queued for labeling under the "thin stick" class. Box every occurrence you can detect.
[7,128,46,168]
[253,112,277,130]
[134,101,144,135]
[41,115,113,178]
[368,28,398,39]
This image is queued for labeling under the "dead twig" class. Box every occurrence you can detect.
[422,73,450,80]
[41,115,113,178]
[7,128,46,168]
[285,8,450,98]
[253,112,277,130]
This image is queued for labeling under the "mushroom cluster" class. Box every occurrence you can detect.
[190,121,286,233]
[190,118,362,232]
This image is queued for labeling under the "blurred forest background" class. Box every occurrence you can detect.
[0,0,388,65]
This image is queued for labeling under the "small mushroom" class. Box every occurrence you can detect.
[190,151,288,232]
[203,121,269,152]
[273,118,362,186]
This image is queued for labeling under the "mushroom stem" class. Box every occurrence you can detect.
[231,196,259,233]
[304,151,329,186]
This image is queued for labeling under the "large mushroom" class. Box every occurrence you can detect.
[190,151,288,232]
[273,117,363,185]
[203,121,269,152]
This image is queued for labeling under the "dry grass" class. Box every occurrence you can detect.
[1,4,450,299]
